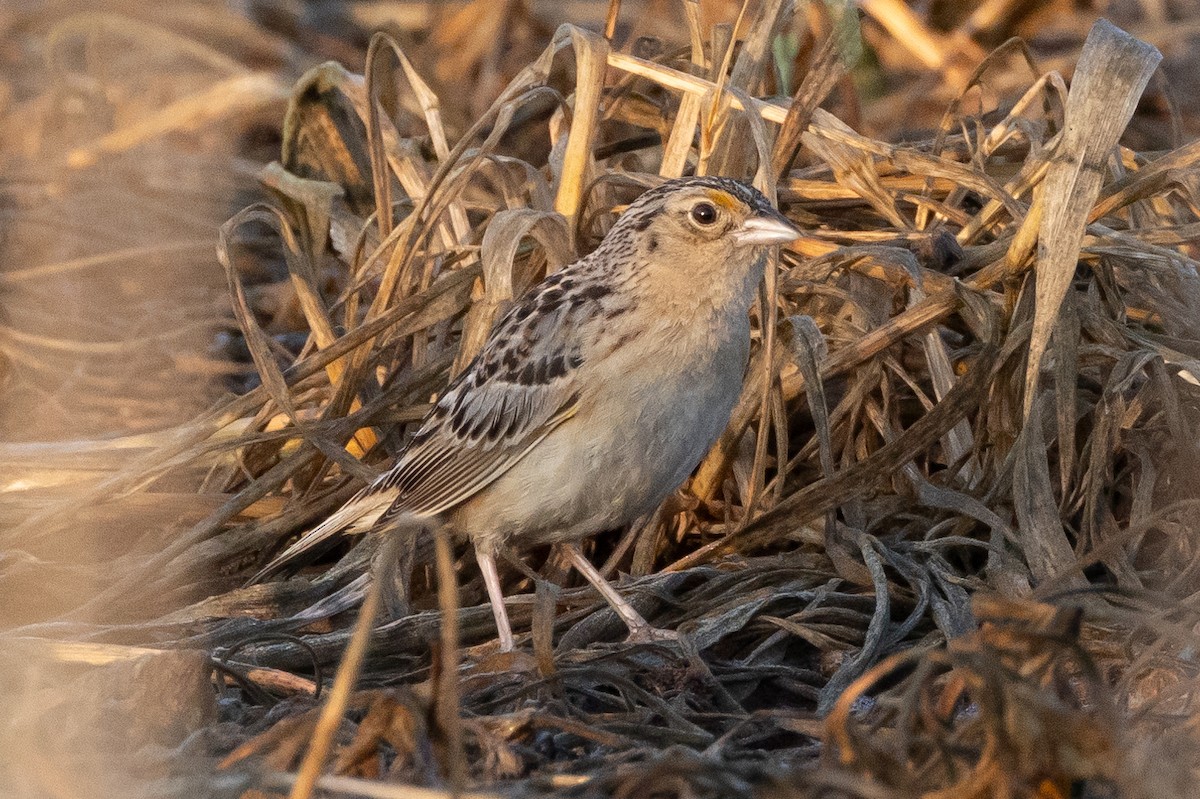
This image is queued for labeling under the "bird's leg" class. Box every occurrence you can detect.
[475,542,516,652]
[561,542,678,643]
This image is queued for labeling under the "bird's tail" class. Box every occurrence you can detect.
[246,487,398,585]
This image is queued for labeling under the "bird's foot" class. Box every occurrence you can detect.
[624,622,684,646]
[473,646,540,673]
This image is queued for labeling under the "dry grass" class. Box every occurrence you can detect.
[6,1,1200,798]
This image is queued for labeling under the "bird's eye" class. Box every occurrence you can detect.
[691,202,718,226]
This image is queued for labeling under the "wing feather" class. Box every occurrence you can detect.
[398,399,578,516]
[247,486,396,583]
[366,281,590,518]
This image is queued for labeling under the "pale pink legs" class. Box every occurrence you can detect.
[475,542,676,651]
[562,543,678,643]
[475,544,515,652]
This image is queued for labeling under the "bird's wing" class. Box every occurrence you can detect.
[373,276,589,517]
[250,271,599,581]
[247,486,394,584]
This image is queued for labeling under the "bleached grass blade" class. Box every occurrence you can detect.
[1024,20,1160,418]
[660,91,703,178]
[552,25,609,228]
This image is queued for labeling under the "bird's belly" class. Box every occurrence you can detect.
[451,329,747,551]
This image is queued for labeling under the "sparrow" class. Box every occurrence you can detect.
[252,176,801,651]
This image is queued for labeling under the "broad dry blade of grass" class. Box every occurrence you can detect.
[1024,19,1161,418]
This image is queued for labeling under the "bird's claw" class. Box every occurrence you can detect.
[624,624,683,645]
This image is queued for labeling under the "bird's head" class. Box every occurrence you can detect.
[604,176,801,300]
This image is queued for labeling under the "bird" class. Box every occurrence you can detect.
[251,175,801,651]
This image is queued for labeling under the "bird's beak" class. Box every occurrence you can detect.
[734,209,802,246]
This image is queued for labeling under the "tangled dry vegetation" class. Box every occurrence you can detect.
[9,1,1200,797]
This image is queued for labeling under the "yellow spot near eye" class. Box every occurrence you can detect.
[704,190,740,212]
